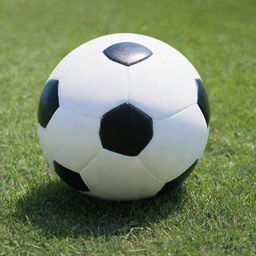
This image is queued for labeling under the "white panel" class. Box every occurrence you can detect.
[139,105,209,181]
[38,124,54,169]
[80,149,164,200]
[49,36,129,118]
[42,107,102,172]
[124,34,200,119]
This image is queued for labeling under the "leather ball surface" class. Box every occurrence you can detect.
[38,33,210,200]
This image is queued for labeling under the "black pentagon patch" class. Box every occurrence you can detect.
[157,160,198,195]
[38,79,59,128]
[100,103,153,156]
[196,79,210,126]
[53,161,89,192]
[103,42,152,66]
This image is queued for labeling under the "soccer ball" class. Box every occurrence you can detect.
[38,33,210,200]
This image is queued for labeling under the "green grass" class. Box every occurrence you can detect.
[0,0,255,255]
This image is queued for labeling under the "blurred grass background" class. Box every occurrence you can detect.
[0,0,255,255]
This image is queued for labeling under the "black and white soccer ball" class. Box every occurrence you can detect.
[38,33,210,200]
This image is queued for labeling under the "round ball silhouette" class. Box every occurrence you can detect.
[38,33,210,200]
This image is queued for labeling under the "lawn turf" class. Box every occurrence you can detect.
[0,0,255,255]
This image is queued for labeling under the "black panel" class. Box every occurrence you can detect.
[53,161,89,192]
[157,160,198,195]
[38,79,59,128]
[196,79,210,126]
[103,42,152,66]
[100,103,153,156]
